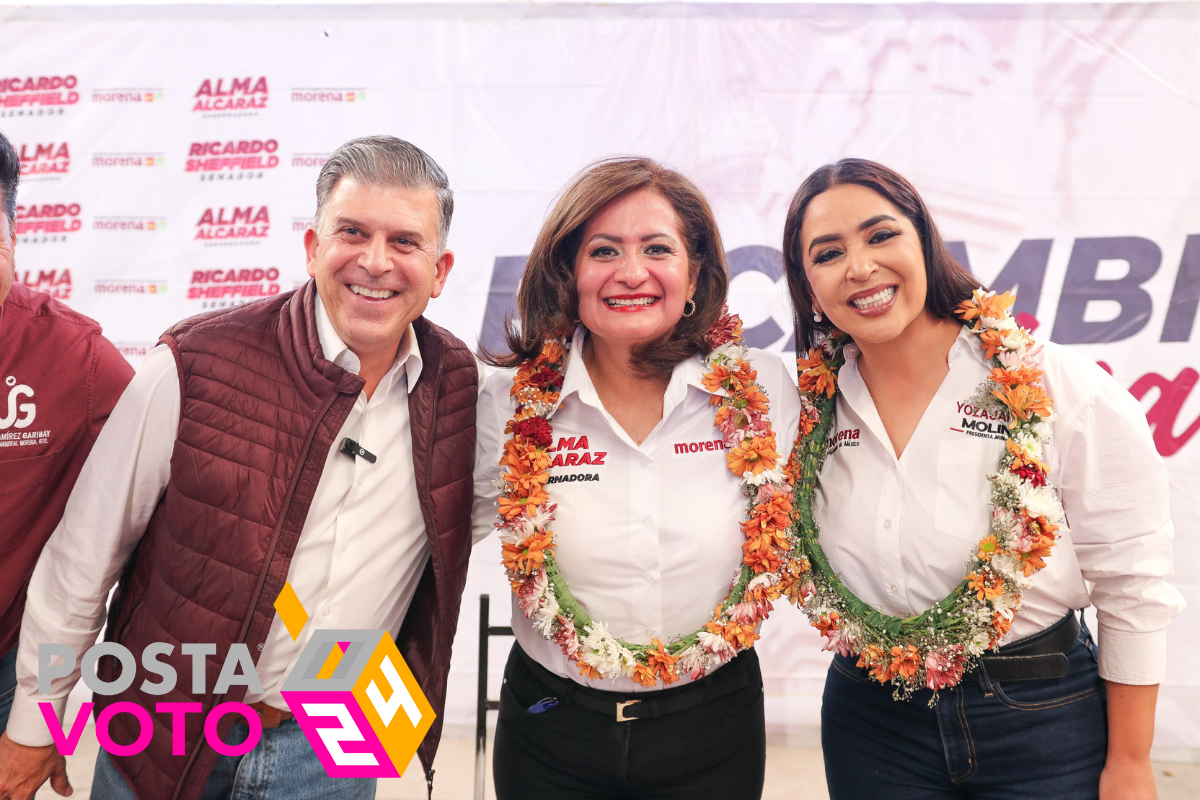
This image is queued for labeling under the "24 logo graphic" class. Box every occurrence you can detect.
[281,630,433,778]
[274,583,434,778]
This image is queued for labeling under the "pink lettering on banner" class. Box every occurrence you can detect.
[1129,368,1200,457]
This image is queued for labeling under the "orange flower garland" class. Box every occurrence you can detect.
[495,308,806,686]
[788,290,1067,700]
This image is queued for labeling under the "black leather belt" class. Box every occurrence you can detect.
[968,611,1080,683]
[516,645,752,721]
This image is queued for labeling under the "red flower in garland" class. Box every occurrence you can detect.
[1011,463,1047,487]
[526,366,565,390]
[511,417,554,448]
[705,305,743,349]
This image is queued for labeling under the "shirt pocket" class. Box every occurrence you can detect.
[0,449,61,556]
[933,438,998,544]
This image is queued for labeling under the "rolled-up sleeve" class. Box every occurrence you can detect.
[1055,371,1186,685]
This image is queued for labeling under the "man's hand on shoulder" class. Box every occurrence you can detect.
[0,732,72,799]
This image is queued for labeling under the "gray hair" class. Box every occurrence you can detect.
[314,136,453,251]
[0,129,18,233]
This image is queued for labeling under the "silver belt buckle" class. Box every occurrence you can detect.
[615,699,641,722]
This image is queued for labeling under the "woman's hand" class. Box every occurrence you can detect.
[1099,754,1156,800]
[1101,682,1159,800]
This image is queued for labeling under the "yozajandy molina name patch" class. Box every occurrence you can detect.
[546,435,605,485]
[951,400,1011,441]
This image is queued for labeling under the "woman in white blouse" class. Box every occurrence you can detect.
[473,158,800,799]
[781,158,1183,800]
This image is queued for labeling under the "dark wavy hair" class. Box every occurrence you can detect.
[782,158,982,351]
[484,156,729,375]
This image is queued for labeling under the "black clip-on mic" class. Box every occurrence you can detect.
[340,438,377,463]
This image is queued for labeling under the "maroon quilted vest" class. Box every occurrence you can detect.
[95,282,476,800]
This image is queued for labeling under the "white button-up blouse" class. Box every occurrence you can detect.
[472,328,801,693]
[814,327,1185,685]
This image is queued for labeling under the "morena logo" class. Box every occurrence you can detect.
[93,217,167,232]
[0,75,80,108]
[186,140,279,173]
[114,342,157,359]
[827,428,862,451]
[18,142,70,176]
[94,279,168,296]
[290,88,366,103]
[193,77,268,113]
[15,204,82,235]
[17,269,72,300]
[91,88,163,104]
[91,152,164,168]
[195,206,270,242]
[292,153,331,169]
[673,438,727,455]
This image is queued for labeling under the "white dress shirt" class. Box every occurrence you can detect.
[9,294,433,746]
[814,327,1185,685]
[472,327,801,693]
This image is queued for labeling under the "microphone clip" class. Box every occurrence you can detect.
[340,437,377,463]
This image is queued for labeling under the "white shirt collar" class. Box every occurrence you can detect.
[314,290,423,395]
[947,325,986,368]
[838,325,986,462]
[556,324,718,412]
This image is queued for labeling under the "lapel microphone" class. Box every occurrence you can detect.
[340,438,377,463]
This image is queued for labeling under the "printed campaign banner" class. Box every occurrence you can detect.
[2,1,1197,754]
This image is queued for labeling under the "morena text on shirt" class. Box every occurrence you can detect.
[673,438,727,454]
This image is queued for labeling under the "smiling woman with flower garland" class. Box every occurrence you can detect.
[782,159,1184,800]
[472,157,801,799]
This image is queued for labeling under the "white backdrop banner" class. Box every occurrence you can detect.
[2,0,1198,755]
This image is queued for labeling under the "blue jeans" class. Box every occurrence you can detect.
[0,644,16,734]
[822,613,1107,799]
[91,718,377,800]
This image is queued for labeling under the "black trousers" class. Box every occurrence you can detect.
[493,642,766,800]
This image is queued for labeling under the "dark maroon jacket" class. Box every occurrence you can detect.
[96,282,477,800]
[0,282,132,654]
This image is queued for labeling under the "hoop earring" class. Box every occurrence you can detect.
[813,310,823,323]
[683,299,696,318]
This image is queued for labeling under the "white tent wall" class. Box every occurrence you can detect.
[2,0,1197,759]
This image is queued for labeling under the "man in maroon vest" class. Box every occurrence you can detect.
[0,136,479,800]
[0,129,133,754]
